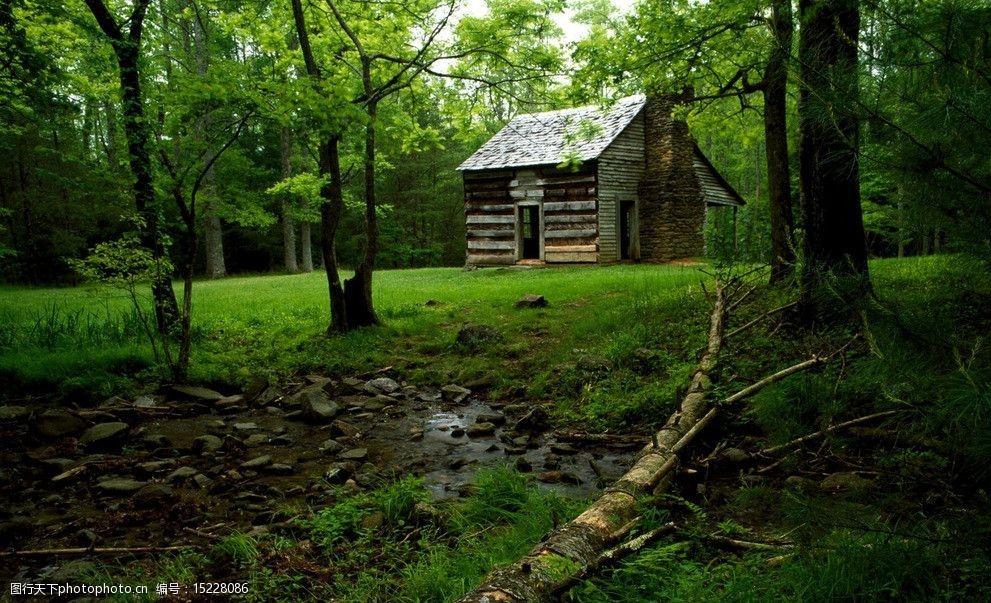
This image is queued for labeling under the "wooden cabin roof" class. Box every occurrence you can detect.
[693,146,746,207]
[457,94,746,208]
[457,95,648,171]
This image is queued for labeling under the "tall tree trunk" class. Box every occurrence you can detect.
[280,126,298,273]
[290,0,346,332]
[194,12,225,279]
[102,99,118,170]
[85,0,179,333]
[318,139,347,333]
[798,0,869,301]
[300,221,313,272]
[343,97,380,328]
[764,0,796,283]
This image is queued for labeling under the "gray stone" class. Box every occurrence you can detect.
[241,455,272,469]
[331,419,360,438]
[477,412,506,426]
[255,385,284,406]
[170,385,224,401]
[364,377,400,395]
[550,443,578,455]
[340,448,368,461]
[133,396,156,409]
[288,386,340,422]
[193,474,212,488]
[80,422,129,447]
[0,405,29,421]
[305,398,340,422]
[244,433,269,447]
[264,463,294,475]
[515,294,547,308]
[133,484,174,507]
[319,439,345,454]
[97,478,147,493]
[442,384,471,403]
[466,422,496,437]
[167,466,199,482]
[34,409,85,438]
[233,422,259,432]
[192,434,223,453]
[136,460,173,474]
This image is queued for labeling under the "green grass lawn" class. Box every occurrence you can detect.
[0,263,708,409]
[4,255,990,600]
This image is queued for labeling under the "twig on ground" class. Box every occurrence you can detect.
[0,545,192,557]
[726,301,798,339]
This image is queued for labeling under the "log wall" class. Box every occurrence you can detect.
[597,112,646,261]
[463,164,598,266]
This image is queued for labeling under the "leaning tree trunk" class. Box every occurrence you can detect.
[318,138,347,333]
[459,284,729,602]
[798,0,869,300]
[84,0,179,333]
[343,96,380,328]
[290,0,346,332]
[764,0,796,284]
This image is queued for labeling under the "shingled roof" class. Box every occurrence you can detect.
[457,95,647,171]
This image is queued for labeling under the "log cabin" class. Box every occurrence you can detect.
[457,93,745,266]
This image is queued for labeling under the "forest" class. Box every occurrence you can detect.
[1,0,990,600]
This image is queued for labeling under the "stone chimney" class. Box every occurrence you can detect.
[638,90,705,261]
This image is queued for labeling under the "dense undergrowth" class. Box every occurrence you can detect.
[4,256,991,600]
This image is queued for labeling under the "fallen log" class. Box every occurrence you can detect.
[458,283,730,602]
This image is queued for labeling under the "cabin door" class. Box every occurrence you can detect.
[619,200,637,260]
[518,205,541,260]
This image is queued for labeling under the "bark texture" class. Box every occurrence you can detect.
[300,221,313,271]
[290,0,347,332]
[764,0,796,283]
[458,284,728,602]
[798,0,869,290]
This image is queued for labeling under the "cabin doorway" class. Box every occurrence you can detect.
[619,200,637,260]
[518,205,541,260]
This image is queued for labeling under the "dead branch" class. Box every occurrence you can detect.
[702,533,795,552]
[726,301,798,338]
[0,545,192,557]
[760,410,901,456]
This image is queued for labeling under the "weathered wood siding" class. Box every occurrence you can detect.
[464,164,598,265]
[464,170,515,265]
[596,112,646,261]
[532,165,598,263]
